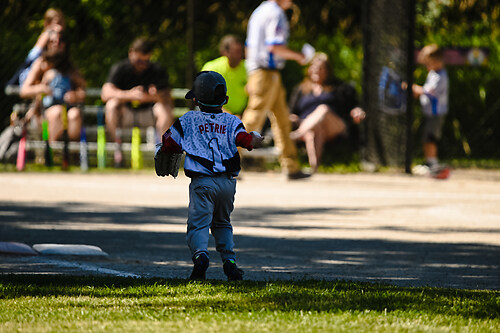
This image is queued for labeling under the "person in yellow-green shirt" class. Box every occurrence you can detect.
[201,35,247,117]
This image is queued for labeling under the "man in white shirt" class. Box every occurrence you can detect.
[243,0,310,180]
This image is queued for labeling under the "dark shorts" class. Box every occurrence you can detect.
[422,115,445,144]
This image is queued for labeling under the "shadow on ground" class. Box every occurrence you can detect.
[0,201,499,290]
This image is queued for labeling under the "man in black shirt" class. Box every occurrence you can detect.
[101,37,173,147]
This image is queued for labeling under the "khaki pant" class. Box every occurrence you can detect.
[242,69,299,174]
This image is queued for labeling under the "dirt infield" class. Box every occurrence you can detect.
[1,169,499,290]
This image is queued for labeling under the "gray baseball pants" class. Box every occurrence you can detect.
[186,174,237,263]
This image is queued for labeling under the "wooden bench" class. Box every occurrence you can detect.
[5,85,280,169]
[5,85,190,168]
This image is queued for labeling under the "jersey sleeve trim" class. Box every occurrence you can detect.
[172,119,184,138]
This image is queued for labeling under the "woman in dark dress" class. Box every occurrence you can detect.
[289,53,365,172]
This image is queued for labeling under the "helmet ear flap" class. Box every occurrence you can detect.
[213,84,227,104]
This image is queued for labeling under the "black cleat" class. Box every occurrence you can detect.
[223,259,244,281]
[287,170,311,180]
[189,253,209,280]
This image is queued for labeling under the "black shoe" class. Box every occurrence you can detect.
[287,170,311,180]
[223,259,244,281]
[189,253,209,280]
[430,164,451,179]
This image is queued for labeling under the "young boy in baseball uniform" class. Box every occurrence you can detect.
[412,44,450,179]
[155,71,263,280]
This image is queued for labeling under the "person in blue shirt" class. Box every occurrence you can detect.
[20,44,85,142]
[8,8,66,87]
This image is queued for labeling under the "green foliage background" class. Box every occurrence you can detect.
[0,0,498,159]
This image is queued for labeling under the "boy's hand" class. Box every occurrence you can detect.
[250,131,264,148]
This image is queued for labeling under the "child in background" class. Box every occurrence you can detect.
[155,71,263,280]
[412,44,450,178]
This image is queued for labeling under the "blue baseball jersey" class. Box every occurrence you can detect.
[169,110,247,176]
[419,69,449,116]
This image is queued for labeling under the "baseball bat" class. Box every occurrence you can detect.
[96,107,106,169]
[15,109,27,171]
[61,104,69,170]
[42,119,53,167]
[131,127,142,170]
[39,93,53,167]
[113,127,123,168]
[79,127,88,172]
[16,126,26,171]
[130,107,142,170]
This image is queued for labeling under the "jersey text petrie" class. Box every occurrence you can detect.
[198,123,227,135]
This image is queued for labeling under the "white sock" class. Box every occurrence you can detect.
[426,157,438,166]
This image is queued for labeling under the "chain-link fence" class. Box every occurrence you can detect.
[361,0,413,170]
[1,1,499,169]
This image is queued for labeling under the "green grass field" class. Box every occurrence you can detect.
[1,275,498,332]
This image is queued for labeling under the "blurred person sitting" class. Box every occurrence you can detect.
[201,35,248,117]
[101,37,174,152]
[288,53,365,173]
[20,47,85,142]
[8,8,66,87]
